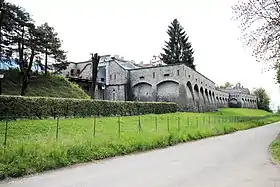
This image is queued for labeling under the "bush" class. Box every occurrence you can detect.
[0,95,178,119]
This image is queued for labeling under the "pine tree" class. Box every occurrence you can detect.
[161,19,195,70]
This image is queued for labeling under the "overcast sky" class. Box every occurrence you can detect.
[8,0,280,110]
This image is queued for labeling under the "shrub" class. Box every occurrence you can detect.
[0,95,178,119]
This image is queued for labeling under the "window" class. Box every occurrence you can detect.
[76,69,81,75]
[164,73,170,77]
[101,78,105,82]
[153,72,155,79]
[70,69,74,76]
[118,85,120,90]
[110,74,112,80]
[140,76,144,79]
[195,78,197,81]
[188,75,191,78]
[177,70,180,76]
[114,74,117,80]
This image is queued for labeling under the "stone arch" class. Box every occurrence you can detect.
[186,81,195,101]
[194,84,200,111]
[156,80,179,102]
[205,89,210,104]
[209,90,214,104]
[200,87,206,111]
[133,82,153,101]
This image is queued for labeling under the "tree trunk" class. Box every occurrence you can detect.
[20,72,28,96]
[44,50,48,75]
[91,53,100,99]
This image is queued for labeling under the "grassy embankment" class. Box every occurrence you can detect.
[0,108,279,180]
[270,135,280,165]
[1,70,89,99]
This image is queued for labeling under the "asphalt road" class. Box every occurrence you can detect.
[1,122,280,187]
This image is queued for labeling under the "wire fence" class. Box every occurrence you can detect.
[0,114,276,148]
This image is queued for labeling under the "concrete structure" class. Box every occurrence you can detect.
[60,55,257,112]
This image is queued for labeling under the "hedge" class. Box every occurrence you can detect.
[0,95,178,119]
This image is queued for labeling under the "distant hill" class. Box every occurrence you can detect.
[1,70,90,99]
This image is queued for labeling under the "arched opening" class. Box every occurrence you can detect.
[133,82,153,101]
[186,81,195,102]
[200,87,206,109]
[157,80,179,102]
[205,89,210,105]
[209,90,213,104]
[194,84,200,111]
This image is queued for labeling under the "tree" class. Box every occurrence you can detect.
[253,87,271,112]
[232,0,280,69]
[3,2,44,95]
[91,53,100,99]
[160,19,195,70]
[1,1,68,95]
[218,81,234,89]
[37,23,67,75]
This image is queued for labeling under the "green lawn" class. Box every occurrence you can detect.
[270,135,280,165]
[1,69,90,99]
[0,108,278,180]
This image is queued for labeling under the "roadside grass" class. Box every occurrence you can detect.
[0,108,278,180]
[270,135,280,165]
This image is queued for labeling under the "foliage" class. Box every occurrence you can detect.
[217,81,234,89]
[232,0,280,69]
[0,95,178,118]
[1,69,89,99]
[253,87,271,112]
[0,0,67,95]
[0,108,277,180]
[160,19,195,70]
[36,22,67,75]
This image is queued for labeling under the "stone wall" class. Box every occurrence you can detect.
[129,64,217,112]
[62,56,258,113]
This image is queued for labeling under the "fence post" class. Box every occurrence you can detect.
[118,115,121,137]
[167,116,170,132]
[93,115,96,137]
[203,116,205,125]
[177,117,180,131]
[3,120,8,147]
[56,117,59,141]
[138,115,142,133]
[155,115,158,132]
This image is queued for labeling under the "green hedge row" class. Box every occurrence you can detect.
[0,96,178,119]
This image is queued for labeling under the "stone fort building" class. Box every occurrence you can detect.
[61,55,258,112]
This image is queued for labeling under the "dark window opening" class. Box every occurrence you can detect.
[177,70,180,76]
[110,74,112,80]
[195,78,197,81]
[140,76,145,79]
[188,75,191,78]
[101,78,105,82]
[153,72,155,79]
[70,69,74,76]
[164,74,170,77]
[76,69,81,75]
[114,74,117,79]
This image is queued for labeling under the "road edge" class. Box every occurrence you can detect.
[269,134,280,168]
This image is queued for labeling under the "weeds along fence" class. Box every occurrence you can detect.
[0,114,276,148]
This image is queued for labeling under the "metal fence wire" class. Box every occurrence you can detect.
[0,114,276,148]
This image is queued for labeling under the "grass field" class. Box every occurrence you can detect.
[270,135,280,165]
[0,108,279,180]
[1,70,90,99]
